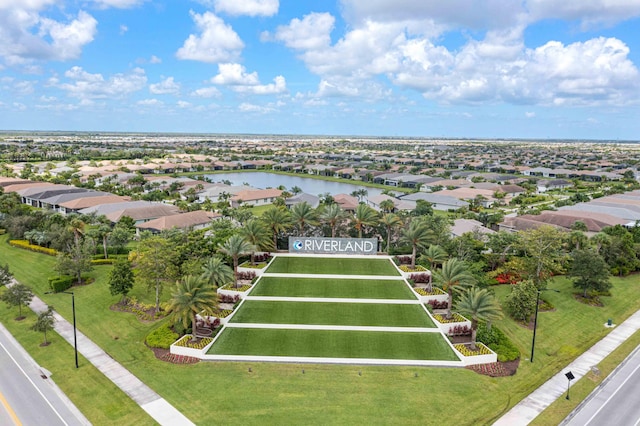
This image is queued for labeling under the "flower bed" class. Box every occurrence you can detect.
[399,265,427,273]
[454,343,493,356]
[453,342,498,366]
[414,287,446,296]
[111,297,167,321]
[220,283,252,292]
[432,313,467,323]
[174,335,213,350]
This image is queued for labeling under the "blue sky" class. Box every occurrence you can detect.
[0,0,639,140]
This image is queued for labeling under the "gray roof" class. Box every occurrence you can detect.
[559,203,640,222]
[285,193,320,208]
[79,200,166,215]
[400,192,469,207]
[40,191,110,206]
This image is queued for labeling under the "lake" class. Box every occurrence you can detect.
[203,172,385,198]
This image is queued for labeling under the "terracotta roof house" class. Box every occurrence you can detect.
[451,219,495,238]
[333,193,360,211]
[135,210,219,233]
[230,188,283,208]
[58,195,131,214]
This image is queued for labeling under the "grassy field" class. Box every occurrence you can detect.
[230,301,435,327]
[4,235,640,425]
[250,276,415,299]
[208,328,457,360]
[266,256,400,276]
[0,295,155,425]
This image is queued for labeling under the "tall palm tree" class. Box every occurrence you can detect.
[455,287,503,350]
[420,245,448,271]
[168,275,218,343]
[433,258,476,319]
[320,203,348,238]
[400,220,433,269]
[290,202,319,236]
[379,213,402,254]
[352,203,379,238]
[240,219,274,263]
[200,257,234,288]
[261,207,292,250]
[219,235,255,288]
[68,217,85,246]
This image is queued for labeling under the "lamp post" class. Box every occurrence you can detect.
[530,288,559,363]
[565,371,575,400]
[46,291,78,368]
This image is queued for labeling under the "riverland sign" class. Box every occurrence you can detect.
[289,237,378,255]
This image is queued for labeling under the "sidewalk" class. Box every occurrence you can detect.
[494,309,640,425]
[26,292,194,426]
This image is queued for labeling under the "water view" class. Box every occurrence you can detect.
[204,172,385,198]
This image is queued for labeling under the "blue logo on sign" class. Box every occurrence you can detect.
[293,240,303,250]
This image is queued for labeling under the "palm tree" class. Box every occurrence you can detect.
[433,258,476,319]
[200,257,234,288]
[379,199,395,214]
[420,245,448,271]
[352,203,379,238]
[261,207,293,250]
[400,220,433,268]
[455,287,503,350]
[320,203,348,238]
[240,219,274,263]
[290,202,319,236]
[219,235,255,288]
[168,275,218,343]
[379,213,402,254]
[68,217,85,246]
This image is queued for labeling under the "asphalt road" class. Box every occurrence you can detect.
[564,345,640,426]
[0,324,89,426]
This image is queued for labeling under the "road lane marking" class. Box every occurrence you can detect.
[0,339,68,426]
[0,390,22,426]
[583,361,640,426]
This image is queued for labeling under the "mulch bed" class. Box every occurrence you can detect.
[573,294,605,307]
[466,358,520,377]
[150,347,200,365]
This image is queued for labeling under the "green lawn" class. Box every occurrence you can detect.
[231,301,435,327]
[0,295,155,426]
[5,235,640,425]
[250,276,415,299]
[266,256,400,276]
[208,328,457,360]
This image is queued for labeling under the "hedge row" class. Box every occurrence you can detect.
[9,239,58,256]
[48,274,90,293]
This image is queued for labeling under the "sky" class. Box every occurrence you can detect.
[0,0,639,140]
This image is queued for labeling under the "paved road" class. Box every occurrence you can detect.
[0,323,89,426]
[564,345,640,426]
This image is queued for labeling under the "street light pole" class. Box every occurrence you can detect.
[46,290,78,368]
[531,288,559,363]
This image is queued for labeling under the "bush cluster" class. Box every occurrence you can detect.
[236,271,257,281]
[145,323,179,349]
[395,255,412,265]
[218,294,240,304]
[9,239,58,256]
[252,253,272,263]
[448,324,471,336]
[476,324,520,362]
[408,273,431,283]
[427,299,448,310]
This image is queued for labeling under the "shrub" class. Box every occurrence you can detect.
[146,323,179,349]
[409,273,431,283]
[91,259,114,265]
[218,294,240,304]
[426,299,448,310]
[396,255,412,265]
[9,239,58,256]
[253,253,272,263]
[448,324,471,336]
[236,271,256,281]
[476,323,520,362]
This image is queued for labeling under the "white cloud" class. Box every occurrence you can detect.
[525,111,536,118]
[176,11,244,63]
[238,102,274,113]
[340,0,524,30]
[271,12,335,50]
[137,98,163,106]
[191,86,222,98]
[150,55,162,64]
[119,24,128,35]
[0,9,97,64]
[91,0,147,8]
[527,0,640,28]
[149,77,180,95]
[214,0,278,17]
[59,66,147,100]
[211,63,287,95]
[177,101,191,108]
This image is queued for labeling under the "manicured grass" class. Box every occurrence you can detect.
[231,301,436,327]
[5,236,640,425]
[531,328,640,425]
[251,276,415,299]
[0,295,155,426]
[208,328,457,360]
[266,256,400,276]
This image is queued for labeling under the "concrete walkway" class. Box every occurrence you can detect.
[25,292,194,426]
[494,309,640,425]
